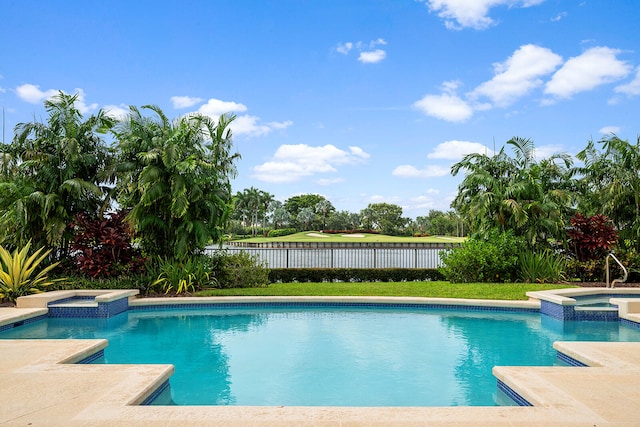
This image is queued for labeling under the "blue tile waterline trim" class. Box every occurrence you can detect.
[621,318,640,329]
[556,351,588,367]
[141,380,171,405]
[496,380,532,406]
[129,301,540,313]
[77,349,104,364]
[0,314,48,332]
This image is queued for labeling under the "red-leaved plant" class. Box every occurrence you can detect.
[567,213,618,262]
[70,211,146,278]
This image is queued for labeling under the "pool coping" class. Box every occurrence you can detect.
[2,294,640,425]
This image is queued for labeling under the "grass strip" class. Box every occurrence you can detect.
[196,281,576,300]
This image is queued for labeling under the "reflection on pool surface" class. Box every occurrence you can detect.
[2,306,640,406]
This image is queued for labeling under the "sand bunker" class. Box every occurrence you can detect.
[306,233,329,238]
[342,234,365,238]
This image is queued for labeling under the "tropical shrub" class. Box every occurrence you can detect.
[149,255,216,295]
[210,251,269,288]
[518,250,566,283]
[0,242,63,303]
[439,232,524,283]
[567,213,618,261]
[69,211,146,278]
[565,258,605,282]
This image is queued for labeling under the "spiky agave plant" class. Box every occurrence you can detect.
[0,241,62,303]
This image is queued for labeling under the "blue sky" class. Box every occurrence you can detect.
[2,0,640,218]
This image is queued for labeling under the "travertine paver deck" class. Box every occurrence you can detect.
[1,302,640,426]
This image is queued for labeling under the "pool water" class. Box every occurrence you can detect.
[574,295,640,308]
[2,306,640,406]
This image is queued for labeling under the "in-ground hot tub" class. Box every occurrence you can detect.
[17,289,139,318]
[527,288,640,321]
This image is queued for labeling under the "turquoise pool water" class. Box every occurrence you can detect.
[2,306,640,406]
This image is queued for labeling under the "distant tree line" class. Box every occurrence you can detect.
[228,190,464,237]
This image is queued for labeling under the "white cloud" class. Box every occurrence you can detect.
[103,104,129,121]
[427,140,493,160]
[545,47,631,99]
[534,144,565,159]
[252,144,370,183]
[230,115,292,137]
[599,126,620,135]
[408,192,441,210]
[423,0,546,30]
[471,44,562,107]
[391,164,450,178]
[16,83,57,103]
[198,98,247,116]
[551,12,567,22]
[171,95,203,109]
[615,66,640,96]
[15,84,97,114]
[336,42,353,54]
[413,92,473,122]
[267,120,294,130]
[358,49,386,64]
[196,98,291,137]
[337,38,387,64]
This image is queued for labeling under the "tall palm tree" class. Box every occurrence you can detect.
[7,92,114,256]
[114,106,240,258]
[451,137,574,248]
[576,135,640,250]
[315,199,334,231]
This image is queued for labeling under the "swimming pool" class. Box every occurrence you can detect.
[3,304,640,407]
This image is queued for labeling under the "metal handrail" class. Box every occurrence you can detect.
[605,253,628,288]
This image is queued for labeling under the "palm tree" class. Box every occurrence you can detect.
[297,207,316,231]
[7,92,114,257]
[451,137,574,248]
[315,199,334,231]
[233,187,273,236]
[114,106,240,259]
[576,135,640,250]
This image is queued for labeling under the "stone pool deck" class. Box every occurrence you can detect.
[2,297,640,426]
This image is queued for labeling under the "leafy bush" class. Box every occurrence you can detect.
[565,258,605,282]
[148,256,216,295]
[0,242,63,303]
[439,232,524,283]
[210,251,270,288]
[268,268,444,283]
[267,228,298,238]
[567,213,618,261]
[70,211,146,278]
[518,250,566,283]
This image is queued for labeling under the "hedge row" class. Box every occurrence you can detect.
[268,268,445,283]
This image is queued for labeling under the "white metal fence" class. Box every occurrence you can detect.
[205,247,451,269]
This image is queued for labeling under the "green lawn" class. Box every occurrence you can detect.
[196,281,576,300]
[232,232,465,244]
